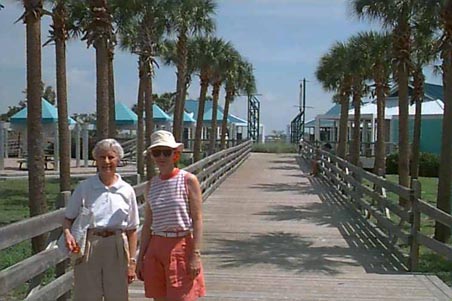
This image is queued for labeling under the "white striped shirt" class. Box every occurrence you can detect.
[148,169,192,232]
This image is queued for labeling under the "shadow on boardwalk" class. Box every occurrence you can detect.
[206,154,405,277]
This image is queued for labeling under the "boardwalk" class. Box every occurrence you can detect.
[130,153,452,301]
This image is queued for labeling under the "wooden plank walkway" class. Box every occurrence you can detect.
[130,153,452,300]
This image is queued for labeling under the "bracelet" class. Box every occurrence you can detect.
[193,249,201,257]
[129,258,137,264]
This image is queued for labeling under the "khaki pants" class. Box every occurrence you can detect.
[74,232,129,301]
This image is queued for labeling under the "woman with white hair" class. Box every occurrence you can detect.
[136,130,205,301]
[62,138,139,300]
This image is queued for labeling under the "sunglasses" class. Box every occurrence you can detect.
[151,149,173,157]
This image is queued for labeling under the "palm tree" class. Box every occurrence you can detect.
[208,40,235,154]
[167,0,216,141]
[316,42,353,159]
[220,57,256,150]
[190,36,220,161]
[410,20,437,179]
[116,0,168,177]
[425,0,452,242]
[351,0,424,205]
[107,38,116,138]
[44,0,71,192]
[72,0,114,141]
[160,38,197,143]
[353,31,392,174]
[20,0,47,256]
[347,35,370,166]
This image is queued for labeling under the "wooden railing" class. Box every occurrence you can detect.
[300,141,452,271]
[0,140,252,300]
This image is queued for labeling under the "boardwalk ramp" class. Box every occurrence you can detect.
[130,153,452,301]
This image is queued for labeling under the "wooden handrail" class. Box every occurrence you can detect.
[300,141,452,271]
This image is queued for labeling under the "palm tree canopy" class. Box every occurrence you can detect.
[167,0,216,38]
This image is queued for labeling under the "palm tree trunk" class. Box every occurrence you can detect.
[173,31,188,141]
[108,48,116,138]
[94,38,109,141]
[398,63,410,203]
[136,67,145,178]
[144,70,155,179]
[410,70,424,179]
[394,20,411,205]
[337,94,349,159]
[209,81,220,154]
[351,88,361,166]
[25,0,47,255]
[435,47,452,243]
[193,72,209,162]
[54,11,70,192]
[221,87,234,150]
[373,83,386,174]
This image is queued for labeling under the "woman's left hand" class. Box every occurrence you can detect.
[128,262,137,284]
[188,253,201,279]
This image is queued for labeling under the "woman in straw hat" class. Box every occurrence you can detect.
[62,138,139,300]
[136,130,205,301]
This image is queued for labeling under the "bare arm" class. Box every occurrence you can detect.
[126,228,138,283]
[139,202,153,260]
[62,217,77,252]
[187,173,203,254]
[126,229,138,260]
[136,202,153,281]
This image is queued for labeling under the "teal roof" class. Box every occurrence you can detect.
[169,111,196,124]
[203,107,225,123]
[424,82,443,100]
[305,119,335,128]
[228,113,247,125]
[183,111,196,123]
[10,98,76,124]
[184,99,246,124]
[389,82,443,101]
[115,102,137,125]
[153,104,172,122]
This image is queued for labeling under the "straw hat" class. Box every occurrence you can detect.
[148,130,184,151]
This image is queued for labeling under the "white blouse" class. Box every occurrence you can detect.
[65,174,139,230]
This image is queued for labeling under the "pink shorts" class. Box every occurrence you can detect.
[143,235,206,301]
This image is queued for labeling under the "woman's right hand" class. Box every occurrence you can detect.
[136,258,144,281]
[64,231,78,253]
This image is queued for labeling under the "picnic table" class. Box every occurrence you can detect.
[18,155,55,170]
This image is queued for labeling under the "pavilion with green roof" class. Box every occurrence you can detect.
[9,98,77,169]
[183,99,248,142]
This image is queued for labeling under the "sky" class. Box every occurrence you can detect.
[0,0,442,134]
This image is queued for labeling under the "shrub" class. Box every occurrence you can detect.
[418,152,439,177]
[385,152,439,177]
[386,152,398,174]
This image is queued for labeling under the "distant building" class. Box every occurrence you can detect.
[305,82,445,166]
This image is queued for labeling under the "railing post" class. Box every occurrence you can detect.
[56,191,71,301]
[409,179,421,272]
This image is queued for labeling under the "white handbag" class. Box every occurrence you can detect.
[57,198,92,260]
